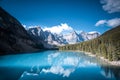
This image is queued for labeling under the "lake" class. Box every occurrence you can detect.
[0,50,120,80]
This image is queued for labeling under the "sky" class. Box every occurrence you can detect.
[0,0,120,34]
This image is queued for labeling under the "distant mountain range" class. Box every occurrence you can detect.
[0,6,119,61]
[59,25,120,61]
[27,26,100,47]
[0,7,100,54]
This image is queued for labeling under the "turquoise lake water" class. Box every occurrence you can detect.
[0,50,120,80]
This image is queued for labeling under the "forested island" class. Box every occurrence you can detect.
[59,26,120,61]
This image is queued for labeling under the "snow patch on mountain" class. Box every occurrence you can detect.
[87,31,100,40]
[26,26,100,47]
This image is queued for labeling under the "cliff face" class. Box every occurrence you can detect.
[0,7,43,54]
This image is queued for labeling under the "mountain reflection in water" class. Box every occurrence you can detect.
[0,51,120,80]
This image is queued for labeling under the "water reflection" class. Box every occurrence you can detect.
[101,65,120,80]
[0,51,120,80]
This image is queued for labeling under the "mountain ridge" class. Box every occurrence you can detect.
[27,26,100,45]
[59,25,120,61]
[0,7,44,54]
[0,7,100,54]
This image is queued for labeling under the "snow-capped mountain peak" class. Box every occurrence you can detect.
[62,30,83,44]
[27,26,100,47]
[87,31,100,34]
[87,31,100,40]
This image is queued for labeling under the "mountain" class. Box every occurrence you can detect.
[0,7,100,54]
[27,27,46,41]
[79,31,100,41]
[0,7,43,55]
[59,25,120,61]
[27,27,64,49]
[87,31,100,40]
[62,30,84,44]
[79,31,88,41]
[62,30,100,44]
[27,26,100,46]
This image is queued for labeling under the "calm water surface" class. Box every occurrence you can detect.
[0,50,120,80]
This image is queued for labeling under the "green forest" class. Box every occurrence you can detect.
[59,26,120,61]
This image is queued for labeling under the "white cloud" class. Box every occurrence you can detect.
[95,18,120,27]
[100,0,120,13]
[43,23,73,34]
[107,18,120,27]
[95,20,107,26]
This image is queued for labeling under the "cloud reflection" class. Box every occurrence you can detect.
[20,52,97,79]
[20,71,39,80]
[41,66,74,77]
[48,52,60,64]
[63,57,80,66]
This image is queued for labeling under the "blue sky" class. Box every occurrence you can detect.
[0,0,120,34]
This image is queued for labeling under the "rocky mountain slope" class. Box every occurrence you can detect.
[0,7,43,54]
[0,7,100,54]
[27,26,100,45]
[27,27,64,49]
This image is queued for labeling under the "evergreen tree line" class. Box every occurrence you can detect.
[59,26,120,61]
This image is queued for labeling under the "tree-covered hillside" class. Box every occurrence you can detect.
[59,26,120,61]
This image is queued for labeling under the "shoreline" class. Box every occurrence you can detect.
[59,50,120,66]
[85,51,120,66]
